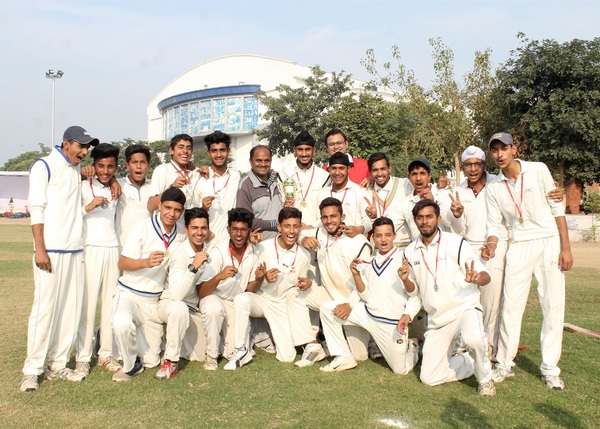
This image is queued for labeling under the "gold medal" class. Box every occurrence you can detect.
[164,250,170,260]
[518,217,524,224]
[300,201,307,208]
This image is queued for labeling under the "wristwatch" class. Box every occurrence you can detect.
[188,264,198,274]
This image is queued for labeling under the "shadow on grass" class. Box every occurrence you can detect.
[440,398,493,428]
[515,353,541,379]
[533,402,585,428]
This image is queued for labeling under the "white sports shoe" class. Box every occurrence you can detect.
[319,355,357,372]
[224,348,252,370]
[74,362,91,377]
[542,375,565,390]
[19,375,39,392]
[112,357,144,382]
[204,357,218,371]
[477,380,496,396]
[44,367,85,382]
[294,343,327,368]
[492,367,514,383]
[100,356,122,372]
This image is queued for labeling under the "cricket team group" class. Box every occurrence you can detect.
[19,124,573,397]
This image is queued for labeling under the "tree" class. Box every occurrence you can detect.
[253,66,353,156]
[496,35,600,213]
[361,39,499,176]
[1,144,51,171]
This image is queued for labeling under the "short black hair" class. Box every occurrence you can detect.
[170,134,193,150]
[227,208,255,228]
[249,144,272,160]
[325,128,348,142]
[125,144,151,163]
[278,207,302,223]
[91,143,119,164]
[319,197,343,215]
[184,207,209,228]
[368,152,390,170]
[204,131,231,149]
[372,216,395,232]
[412,199,440,219]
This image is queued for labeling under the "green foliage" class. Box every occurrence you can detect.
[496,34,600,185]
[1,144,51,171]
[583,190,600,214]
[361,38,499,172]
[253,65,353,156]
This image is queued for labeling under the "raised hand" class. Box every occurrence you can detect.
[255,262,267,280]
[449,191,464,218]
[397,256,410,281]
[464,260,479,283]
[364,196,377,219]
[249,228,263,244]
[437,170,450,189]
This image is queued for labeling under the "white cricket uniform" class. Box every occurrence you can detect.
[197,240,259,360]
[232,237,311,362]
[112,215,185,372]
[320,248,421,374]
[486,160,567,377]
[315,181,372,236]
[23,146,85,376]
[404,230,493,386]
[76,178,120,364]
[456,172,509,357]
[289,228,373,359]
[290,162,332,228]
[387,186,459,243]
[116,175,152,248]
[192,167,240,243]
[368,176,413,247]
[158,239,215,362]
[150,162,199,229]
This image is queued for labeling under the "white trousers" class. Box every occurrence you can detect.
[321,302,419,374]
[23,252,84,375]
[420,309,492,386]
[470,240,507,358]
[157,299,191,362]
[232,292,296,362]
[179,310,206,361]
[112,289,163,372]
[76,245,120,363]
[496,236,565,376]
[199,295,234,360]
[288,285,370,360]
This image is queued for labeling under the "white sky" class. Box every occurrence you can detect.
[0,0,597,165]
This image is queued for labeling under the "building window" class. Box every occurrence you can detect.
[244,96,258,130]
[180,104,189,134]
[190,102,199,134]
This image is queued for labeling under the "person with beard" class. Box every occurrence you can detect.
[399,200,495,396]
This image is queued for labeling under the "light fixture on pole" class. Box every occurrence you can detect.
[46,69,64,144]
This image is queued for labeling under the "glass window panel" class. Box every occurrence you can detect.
[213,98,225,131]
[200,100,211,132]
[243,96,258,130]
[190,102,199,134]
[180,104,189,134]
[227,97,242,131]
[173,106,180,135]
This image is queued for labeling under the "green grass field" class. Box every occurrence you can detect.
[0,224,598,429]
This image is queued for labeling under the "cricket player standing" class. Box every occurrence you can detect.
[484,132,573,390]
[20,126,99,392]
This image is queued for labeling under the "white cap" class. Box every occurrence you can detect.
[461,146,486,162]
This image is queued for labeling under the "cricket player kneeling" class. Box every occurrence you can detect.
[400,200,496,396]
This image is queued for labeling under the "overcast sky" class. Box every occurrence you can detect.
[0,0,597,166]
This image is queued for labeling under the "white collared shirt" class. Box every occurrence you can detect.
[198,238,259,301]
[116,175,152,247]
[486,160,564,242]
[316,180,371,235]
[292,162,330,228]
[193,168,241,243]
[255,236,311,302]
[82,177,118,247]
[404,230,485,329]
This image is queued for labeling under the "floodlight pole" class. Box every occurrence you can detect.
[46,69,64,144]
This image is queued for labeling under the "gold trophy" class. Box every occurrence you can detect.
[281,154,297,207]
